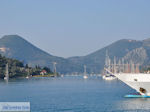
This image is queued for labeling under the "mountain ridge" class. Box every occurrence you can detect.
[68,39,144,73]
[0,35,82,73]
[0,35,150,73]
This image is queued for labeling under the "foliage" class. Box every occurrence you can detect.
[0,54,54,79]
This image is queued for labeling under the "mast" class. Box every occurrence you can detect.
[136,64,140,73]
[113,56,116,73]
[27,68,30,76]
[84,65,87,76]
[53,62,57,75]
[121,58,125,73]
[5,63,9,80]
[118,59,121,73]
[105,50,111,70]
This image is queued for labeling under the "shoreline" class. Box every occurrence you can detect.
[32,74,55,77]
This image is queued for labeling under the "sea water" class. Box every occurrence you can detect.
[0,76,150,112]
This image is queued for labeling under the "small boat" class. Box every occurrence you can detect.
[4,77,8,80]
[102,74,117,80]
[26,75,32,79]
[26,68,32,79]
[83,75,88,79]
[83,65,88,79]
[61,74,64,77]
[26,76,29,79]
[4,63,9,80]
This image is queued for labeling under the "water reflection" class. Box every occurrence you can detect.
[116,98,150,111]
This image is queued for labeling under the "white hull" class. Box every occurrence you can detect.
[114,73,150,96]
[26,76,29,79]
[4,77,8,80]
[83,75,88,79]
[102,75,117,80]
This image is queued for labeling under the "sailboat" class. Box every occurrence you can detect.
[102,50,117,80]
[102,74,117,80]
[4,63,9,80]
[26,68,32,79]
[83,65,88,79]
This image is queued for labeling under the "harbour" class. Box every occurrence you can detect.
[0,0,150,111]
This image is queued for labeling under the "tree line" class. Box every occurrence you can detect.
[0,54,54,78]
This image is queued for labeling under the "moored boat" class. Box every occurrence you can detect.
[113,73,150,96]
[83,75,88,79]
[103,75,117,80]
[4,63,9,81]
[105,68,150,96]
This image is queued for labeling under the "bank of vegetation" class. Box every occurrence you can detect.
[0,54,55,79]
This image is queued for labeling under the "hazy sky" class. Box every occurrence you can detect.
[0,0,150,58]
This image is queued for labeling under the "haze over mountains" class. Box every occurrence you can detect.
[0,35,150,74]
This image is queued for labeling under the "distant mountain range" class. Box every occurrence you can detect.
[0,35,82,73]
[0,35,150,74]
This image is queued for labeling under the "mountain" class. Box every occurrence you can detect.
[1,35,150,74]
[68,39,150,73]
[0,35,82,73]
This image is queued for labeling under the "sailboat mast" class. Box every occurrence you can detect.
[84,65,87,75]
[5,63,9,79]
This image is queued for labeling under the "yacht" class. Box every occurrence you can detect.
[114,73,150,96]
[105,68,150,97]
[102,74,117,80]
[103,50,117,81]
[103,50,150,97]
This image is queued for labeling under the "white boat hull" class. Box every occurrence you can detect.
[83,75,88,79]
[114,73,150,96]
[102,75,117,80]
[4,77,8,80]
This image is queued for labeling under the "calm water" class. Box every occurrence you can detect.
[0,76,150,112]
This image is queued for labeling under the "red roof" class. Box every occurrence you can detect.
[41,70,47,73]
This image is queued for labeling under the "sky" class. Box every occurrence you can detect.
[0,0,150,58]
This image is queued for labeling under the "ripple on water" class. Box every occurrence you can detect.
[0,76,150,112]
